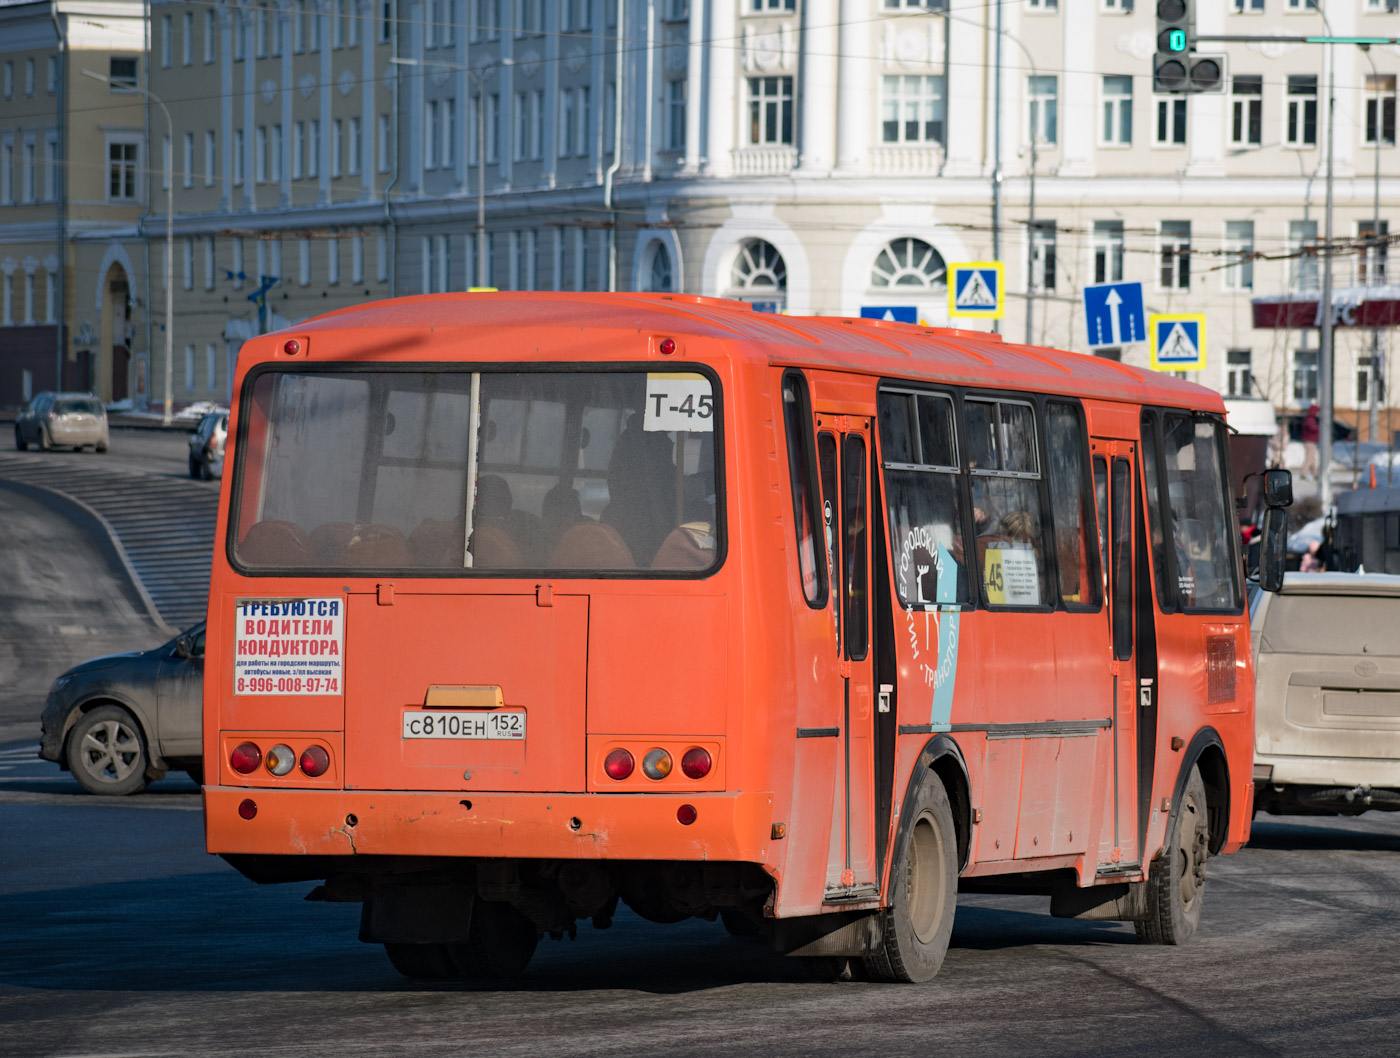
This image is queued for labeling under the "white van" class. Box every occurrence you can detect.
[1250,572,1400,816]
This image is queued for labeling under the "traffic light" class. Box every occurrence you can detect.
[1153,0,1227,94]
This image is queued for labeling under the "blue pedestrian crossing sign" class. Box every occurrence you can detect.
[948,262,1004,319]
[1082,281,1145,348]
[862,306,919,324]
[1149,313,1207,372]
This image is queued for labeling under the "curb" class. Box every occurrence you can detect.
[0,478,176,635]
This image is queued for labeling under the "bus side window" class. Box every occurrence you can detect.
[1045,402,1101,609]
[1111,458,1134,660]
[1140,412,1174,612]
[1160,413,1243,612]
[1093,456,1109,601]
[842,433,869,660]
[966,398,1051,608]
[876,389,969,608]
[818,431,841,652]
[782,370,828,608]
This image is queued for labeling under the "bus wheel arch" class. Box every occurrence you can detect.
[1187,736,1231,855]
[917,735,973,871]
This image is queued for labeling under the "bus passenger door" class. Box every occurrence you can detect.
[1092,441,1139,871]
[817,415,880,900]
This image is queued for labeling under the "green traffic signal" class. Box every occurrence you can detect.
[1168,28,1186,52]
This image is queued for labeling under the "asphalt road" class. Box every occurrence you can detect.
[2,747,1399,1058]
[5,426,1400,1057]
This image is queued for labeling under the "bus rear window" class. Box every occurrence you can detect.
[232,368,720,575]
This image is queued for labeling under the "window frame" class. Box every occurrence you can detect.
[782,368,829,608]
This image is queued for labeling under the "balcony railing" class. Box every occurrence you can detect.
[730,145,798,176]
[868,144,943,175]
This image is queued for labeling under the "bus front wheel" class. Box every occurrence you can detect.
[1136,765,1210,945]
[865,774,958,983]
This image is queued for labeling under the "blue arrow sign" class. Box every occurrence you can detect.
[1083,281,1145,348]
[861,306,919,324]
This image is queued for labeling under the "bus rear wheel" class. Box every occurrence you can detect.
[864,774,957,983]
[1136,765,1210,945]
[449,901,538,979]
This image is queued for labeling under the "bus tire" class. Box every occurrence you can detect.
[450,902,538,979]
[383,942,458,980]
[1136,765,1209,946]
[864,774,957,983]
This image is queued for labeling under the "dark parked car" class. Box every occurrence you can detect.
[38,623,204,795]
[187,409,228,479]
[15,391,110,452]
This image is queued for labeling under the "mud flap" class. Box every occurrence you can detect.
[1049,880,1148,922]
[770,910,883,958]
[359,884,476,944]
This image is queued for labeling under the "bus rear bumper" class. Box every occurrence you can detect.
[204,787,776,862]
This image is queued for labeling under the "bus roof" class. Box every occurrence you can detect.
[282,292,1223,413]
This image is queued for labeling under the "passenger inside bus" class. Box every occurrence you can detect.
[601,420,682,567]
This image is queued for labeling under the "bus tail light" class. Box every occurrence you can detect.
[641,748,673,780]
[230,742,262,774]
[604,748,635,781]
[299,745,330,777]
[677,804,697,826]
[265,744,296,776]
[680,747,712,779]
[238,798,258,820]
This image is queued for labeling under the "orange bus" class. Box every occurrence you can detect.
[205,293,1278,983]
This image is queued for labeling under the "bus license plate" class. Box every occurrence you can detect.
[402,710,526,740]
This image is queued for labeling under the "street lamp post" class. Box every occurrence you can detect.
[390,57,511,289]
[1359,44,1384,448]
[84,69,173,425]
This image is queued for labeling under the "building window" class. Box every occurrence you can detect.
[1159,221,1191,290]
[205,236,216,289]
[1365,74,1397,147]
[1031,222,1057,292]
[1289,219,1319,290]
[233,129,245,185]
[45,268,57,322]
[377,231,389,281]
[182,238,194,290]
[379,0,395,42]
[161,14,173,67]
[645,241,674,292]
[299,238,311,285]
[1155,96,1187,145]
[1226,349,1252,398]
[2,62,11,100]
[204,131,216,186]
[47,56,57,92]
[109,56,138,89]
[729,238,787,310]
[256,126,269,183]
[328,237,340,284]
[333,0,347,47]
[748,77,794,145]
[293,122,306,178]
[754,0,795,9]
[349,116,363,175]
[1027,0,1057,8]
[257,4,270,56]
[1027,75,1058,146]
[185,345,196,393]
[1093,220,1124,284]
[1357,356,1385,407]
[1223,220,1254,290]
[1285,75,1318,147]
[1230,74,1262,147]
[881,75,946,145]
[207,344,218,391]
[205,11,217,62]
[352,236,364,283]
[232,238,244,287]
[378,114,392,173]
[108,141,139,201]
[308,120,320,178]
[559,88,576,157]
[21,138,35,203]
[666,79,687,152]
[1292,349,1319,405]
[1233,0,1264,10]
[1357,220,1388,286]
[43,134,58,201]
[332,118,343,177]
[486,93,500,163]
[1100,75,1132,146]
[870,237,946,289]
[530,90,544,159]
[272,124,283,181]
[577,86,591,157]
[512,92,526,161]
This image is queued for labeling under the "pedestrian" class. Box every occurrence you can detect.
[1301,403,1320,480]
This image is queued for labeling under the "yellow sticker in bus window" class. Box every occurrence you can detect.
[983,547,1040,607]
[644,373,714,433]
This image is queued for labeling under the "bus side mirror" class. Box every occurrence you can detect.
[1259,507,1288,593]
[1263,468,1293,509]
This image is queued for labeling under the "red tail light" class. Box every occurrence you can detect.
[230,742,262,774]
[238,798,258,820]
[680,747,712,779]
[604,748,635,780]
[677,804,697,826]
[299,745,330,777]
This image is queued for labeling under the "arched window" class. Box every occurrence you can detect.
[730,238,787,292]
[645,241,674,292]
[870,237,946,289]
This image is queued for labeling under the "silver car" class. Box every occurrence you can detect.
[1250,572,1400,818]
[187,409,228,479]
[14,391,111,452]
